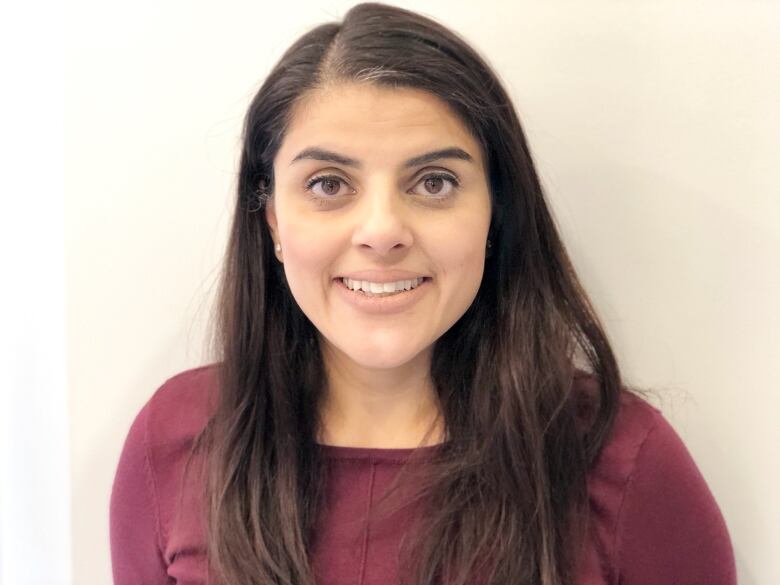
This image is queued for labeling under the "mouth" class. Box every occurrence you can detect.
[333,276,432,297]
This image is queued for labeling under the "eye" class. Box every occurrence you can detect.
[304,174,352,198]
[410,172,460,198]
[303,171,461,202]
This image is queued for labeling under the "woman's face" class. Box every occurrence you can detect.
[267,83,492,371]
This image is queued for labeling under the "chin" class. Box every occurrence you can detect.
[346,347,420,370]
[326,335,427,370]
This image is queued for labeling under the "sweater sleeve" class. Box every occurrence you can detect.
[109,399,171,584]
[616,412,736,584]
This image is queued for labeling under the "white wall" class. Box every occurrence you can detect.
[2,2,71,585]
[66,1,779,584]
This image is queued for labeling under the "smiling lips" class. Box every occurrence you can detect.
[334,274,431,312]
[341,276,425,294]
[337,269,430,283]
[335,269,431,297]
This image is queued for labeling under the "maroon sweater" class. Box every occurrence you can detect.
[110,365,736,584]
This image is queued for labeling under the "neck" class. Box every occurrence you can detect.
[317,340,445,449]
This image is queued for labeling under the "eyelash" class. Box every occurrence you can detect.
[303,172,460,202]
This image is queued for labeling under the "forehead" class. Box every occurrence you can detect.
[276,83,483,166]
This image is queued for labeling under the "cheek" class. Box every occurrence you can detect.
[436,230,487,288]
[278,220,338,296]
[454,242,488,316]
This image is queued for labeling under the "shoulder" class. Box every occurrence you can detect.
[121,364,219,545]
[142,363,220,447]
[576,371,667,541]
[584,381,736,584]
[111,364,220,571]
[114,363,219,481]
[592,387,665,474]
[571,369,684,483]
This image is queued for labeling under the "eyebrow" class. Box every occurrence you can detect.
[289,146,474,169]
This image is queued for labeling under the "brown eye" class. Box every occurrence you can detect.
[305,175,348,198]
[412,173,459,198]
[425,177,444,194]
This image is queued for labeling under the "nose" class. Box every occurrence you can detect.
[350,182,414,256]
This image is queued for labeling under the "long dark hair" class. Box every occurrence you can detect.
[192,3,623,584]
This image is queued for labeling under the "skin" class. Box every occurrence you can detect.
[266,82,492,448]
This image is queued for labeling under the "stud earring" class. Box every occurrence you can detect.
[486,238,493,257]
[275,243,281,253]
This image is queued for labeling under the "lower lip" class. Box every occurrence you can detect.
[334,277,431,314]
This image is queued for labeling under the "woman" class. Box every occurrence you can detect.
[109,3,736,584]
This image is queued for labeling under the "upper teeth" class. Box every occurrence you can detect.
[342,277,424,293]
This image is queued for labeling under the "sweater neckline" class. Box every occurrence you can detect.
[315,441,448,461]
